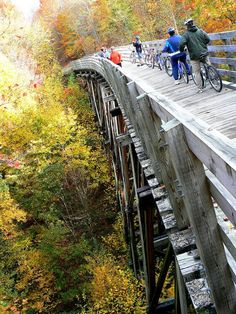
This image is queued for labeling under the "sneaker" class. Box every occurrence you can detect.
[175,80,180,85]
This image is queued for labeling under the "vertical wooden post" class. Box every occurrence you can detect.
[175,258,188,314]
[223,38,236,83]
[137,186,156,307]
[162,119,236,314]
[127,86,189,229]
[90,79,102,126]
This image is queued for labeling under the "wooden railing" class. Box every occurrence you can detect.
[118,29,236,85]
[65,55,236,313]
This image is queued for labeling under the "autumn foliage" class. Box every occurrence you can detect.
[0,0,235,313]
[36,0,236,63]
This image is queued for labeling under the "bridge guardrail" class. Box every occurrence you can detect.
[117,30,236,84]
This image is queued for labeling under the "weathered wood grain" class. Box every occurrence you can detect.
[163,121,236,313]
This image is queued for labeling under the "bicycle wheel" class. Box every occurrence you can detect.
[156,55,163,70]
[207,65,222,92]
[158,55,165,70]
[151,55,156,69]
[179,62,189,84]
[130,51,136,64]
[147,55,152,67]
[164,57,172,76]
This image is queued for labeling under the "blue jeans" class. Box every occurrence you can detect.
[137,51,143,59]
[171,52,190,80]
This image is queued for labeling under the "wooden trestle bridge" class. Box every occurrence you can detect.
[65,30,236,314]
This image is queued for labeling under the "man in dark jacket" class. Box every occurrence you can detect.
[180,19,210,92]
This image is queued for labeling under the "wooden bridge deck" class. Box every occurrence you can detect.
[122,61,236,140]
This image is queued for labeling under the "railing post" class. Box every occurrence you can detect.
[127,87,189,229]
[137,186,156,309]
[223,38,236,83]
[162,119,236,314]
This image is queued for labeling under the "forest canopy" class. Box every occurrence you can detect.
[36,0,236,62]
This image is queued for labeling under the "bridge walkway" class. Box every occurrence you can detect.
[122,61,236,140]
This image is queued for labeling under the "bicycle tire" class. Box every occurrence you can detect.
[130,52,136,64]
[207,65,222,92]
[145,54,151,67]
[151,55,156,69]
[158,56,165,71]
[164,57,172,76]
[179,62,189,84]
[156,55,163,70]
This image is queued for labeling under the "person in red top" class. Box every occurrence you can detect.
[109,46,122,67]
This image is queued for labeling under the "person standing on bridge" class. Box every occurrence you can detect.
[110,46,122,67]
[132,35,144,66]
[180,18,211,93]
[162,27,191,85]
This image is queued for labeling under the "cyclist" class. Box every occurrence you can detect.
[180,18,210,92]
[162,27,190,85]
[132,35,144,66]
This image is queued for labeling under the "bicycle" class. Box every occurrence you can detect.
[144,48,155,68]
[163,55,172,76]
[153,52,165,70]
[178,61,189,84]
[129,50,136,64]
[164,54,189,83]
[192,54,222,92]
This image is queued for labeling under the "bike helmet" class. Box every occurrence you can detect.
[184,18,193,26]
[168,27,175,34]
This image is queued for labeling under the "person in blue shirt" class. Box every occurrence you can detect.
[162,27,190,84]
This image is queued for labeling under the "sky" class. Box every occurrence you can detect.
[10,0,40,20]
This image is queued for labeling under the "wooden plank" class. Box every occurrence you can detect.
[163,121,236,314]
[156,198,172,214]
[185,278,213,312]
[134,93,189,229]
[209,30,236,40]
[217,69,236,78]
[206,169,236,227]
[210,57,236,66]
[175,259,189,314]
[161,212,177,231]
[137,187,156,306]
[152,185,166,200]
[208,45,236,53]
[169,229,196,255]
[153,234,169,250]
[177,249,205,282]
[116,133,132,146]
[127,84,163,183]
